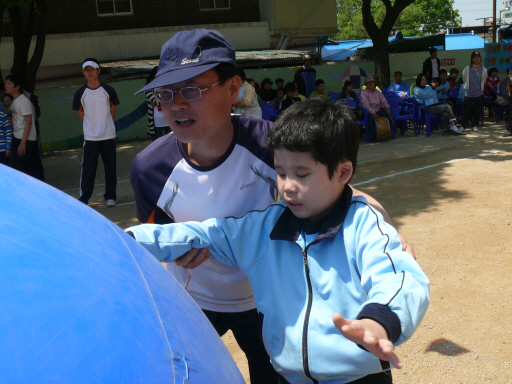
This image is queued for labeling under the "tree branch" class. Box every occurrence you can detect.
[361,0,378,38]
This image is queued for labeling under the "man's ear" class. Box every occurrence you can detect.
[97,67,101,75]
[337,160,353,185]
[228,75,242,103]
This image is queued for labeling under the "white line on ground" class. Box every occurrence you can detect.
[352,151,503,187]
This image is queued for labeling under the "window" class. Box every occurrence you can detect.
[96,0,132,16]
[3,9,10,23]
[199,0,230,10]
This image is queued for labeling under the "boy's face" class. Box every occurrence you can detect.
[82,66,100,82]
[287,90,295,98]
[274,149,351,222]
[2,96,12,109]
[440,72,447,81]
[394,73,402,83]
[450,72,458,80]
[276,81,284,88]
[277,90,285,100]
[264,82,271,91]
[4,80,19,96]
[316,83,325,93]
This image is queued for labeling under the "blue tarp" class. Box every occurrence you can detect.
[322,34,485,62]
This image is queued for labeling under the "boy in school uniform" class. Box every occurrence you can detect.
[126,98,430,384]
[73,58,120,207]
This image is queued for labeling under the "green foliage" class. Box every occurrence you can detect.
[334,0,460,41]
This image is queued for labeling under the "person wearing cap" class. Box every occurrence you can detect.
[130,28,417,383]
[294,54,316,98]
[72,58,120,207]
[422,48,441,83]
[258,78,277,103]
[461,51,487,132]
[359,76,391,141]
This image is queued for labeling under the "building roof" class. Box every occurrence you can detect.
[445,33,485,50]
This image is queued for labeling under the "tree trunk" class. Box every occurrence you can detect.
[9,5,29,79]
[373,36,390,87]
[0,6,5,85]
[26,0,47,93]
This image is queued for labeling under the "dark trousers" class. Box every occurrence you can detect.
[79,138,117,204]
[506,101,512,133]
[462,95,484,128]
[10,137,45,181]
[203,309,278,384]
[367,109,391,139]
[278,370,393,384]
[151,126,171,142]
[0,151,8,166]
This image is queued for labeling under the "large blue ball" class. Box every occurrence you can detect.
[0,165,244,384]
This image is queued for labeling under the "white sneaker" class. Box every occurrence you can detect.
[450,126,461,135]
[472,126,478,132]
[459,126,465,133]
[106,199,116,207]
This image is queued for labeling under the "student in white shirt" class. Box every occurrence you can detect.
[72,58,120,207]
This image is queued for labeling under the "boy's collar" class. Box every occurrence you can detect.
[270,186,353,243]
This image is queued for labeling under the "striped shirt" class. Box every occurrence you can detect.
[144,90,159,135]
[0,110,13,152]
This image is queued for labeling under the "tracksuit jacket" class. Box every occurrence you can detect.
[127,188,430,384]
[413,85,440,107]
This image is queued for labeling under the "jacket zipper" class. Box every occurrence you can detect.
[302,247,318,384]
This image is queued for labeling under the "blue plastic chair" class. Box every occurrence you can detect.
[449,86,463,119]
[385,92,415,138]
[342,99,370,143]
[328,92,340,101]
[411,98,441,137]
[496,103,510,123]
[260,103,280,122]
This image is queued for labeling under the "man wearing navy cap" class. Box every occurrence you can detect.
[130,29,416,383]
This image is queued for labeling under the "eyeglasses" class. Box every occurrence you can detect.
[155,80,223,103]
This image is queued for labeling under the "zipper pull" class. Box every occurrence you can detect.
[302,250,309,271]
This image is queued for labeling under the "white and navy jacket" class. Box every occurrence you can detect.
[130,115,277,312]
[127,187,430,384]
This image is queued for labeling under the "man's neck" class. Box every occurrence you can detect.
[11,91,22,100]
[87,79,100,89]
[183,120,234,168]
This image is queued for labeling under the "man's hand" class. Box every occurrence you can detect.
[174,247,211,269]
[385,108,391,115]
[333,314,402,369]
[373,113,379,119]
[401,93,407,98]
[18,141,26,156]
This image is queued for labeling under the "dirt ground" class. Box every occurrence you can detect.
[42,118,512,383]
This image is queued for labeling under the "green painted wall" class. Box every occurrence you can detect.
[274,0,337,32]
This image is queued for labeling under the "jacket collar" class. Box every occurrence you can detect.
[269,186,353,243]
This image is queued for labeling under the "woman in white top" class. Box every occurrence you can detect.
[232,68,262,119]
[461,51,487,132]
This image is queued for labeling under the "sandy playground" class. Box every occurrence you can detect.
[43,118,512,383]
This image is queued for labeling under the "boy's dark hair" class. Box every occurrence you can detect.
[457,78,464,85]
[314,79,325,87]
[431,77,440,84]
[5,74,24,92]
[488,67,498,76]
[394,71,402,76]
[284,82,296,93]
[267,98,359,180]
[237,67,247,82]
[439,69,447,75]
[82,57,100,70]
[2,93,13,102]
[275,77,284,84]
[214,63,238,84]
[450,68,459,75]
[416,73,426,87]
[429,47,437,55]
[277,88,285,94]
[261,77,273,86]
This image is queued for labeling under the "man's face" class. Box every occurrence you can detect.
[440,72,447,81]
[82,66,100,82]
[394,73,402,83]
[366,81,376,91]
[4,80,19,96]
[316,83,325,93]
[274,149,348,222]
[160,69,240,145]
[287,90,295,99]
[276,81,284,88]
[277,90,285,100]
[450,72,458,80]
[304,60,312,69]
[264,82,271,91]
[431,50,437,59]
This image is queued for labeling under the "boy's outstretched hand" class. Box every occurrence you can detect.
[333,314,403,369]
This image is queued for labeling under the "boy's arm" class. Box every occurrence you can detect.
[110,104,117,120]
[17,115,33,156]
[349,201,430,346]
[350,186,415,259]
[77,110,84,122]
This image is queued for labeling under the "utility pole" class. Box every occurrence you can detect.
[493,0,497,42]
[451,8,454,35]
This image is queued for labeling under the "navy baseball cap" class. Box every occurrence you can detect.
[135,29,236,94]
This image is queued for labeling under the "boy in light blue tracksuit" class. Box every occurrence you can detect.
[127,99,430,384]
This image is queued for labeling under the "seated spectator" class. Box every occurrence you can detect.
[496,69,510,107]
[359,76,391,141]
[271,88,285,110]
[309,79,329,100]
[293,81,306,101]
[388,71,409,98]
[247,78,263,104]
[448,68,460,89]
[259,78,278,102]
[275,78,284,89]
[484,67,501,104]
[232,68,262,118]
[437,69,451,99]
[2,94,14,128]
[337,80,357,100]
[0,83,5,110]
[279,82,302,112]
[414,73,462,135]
